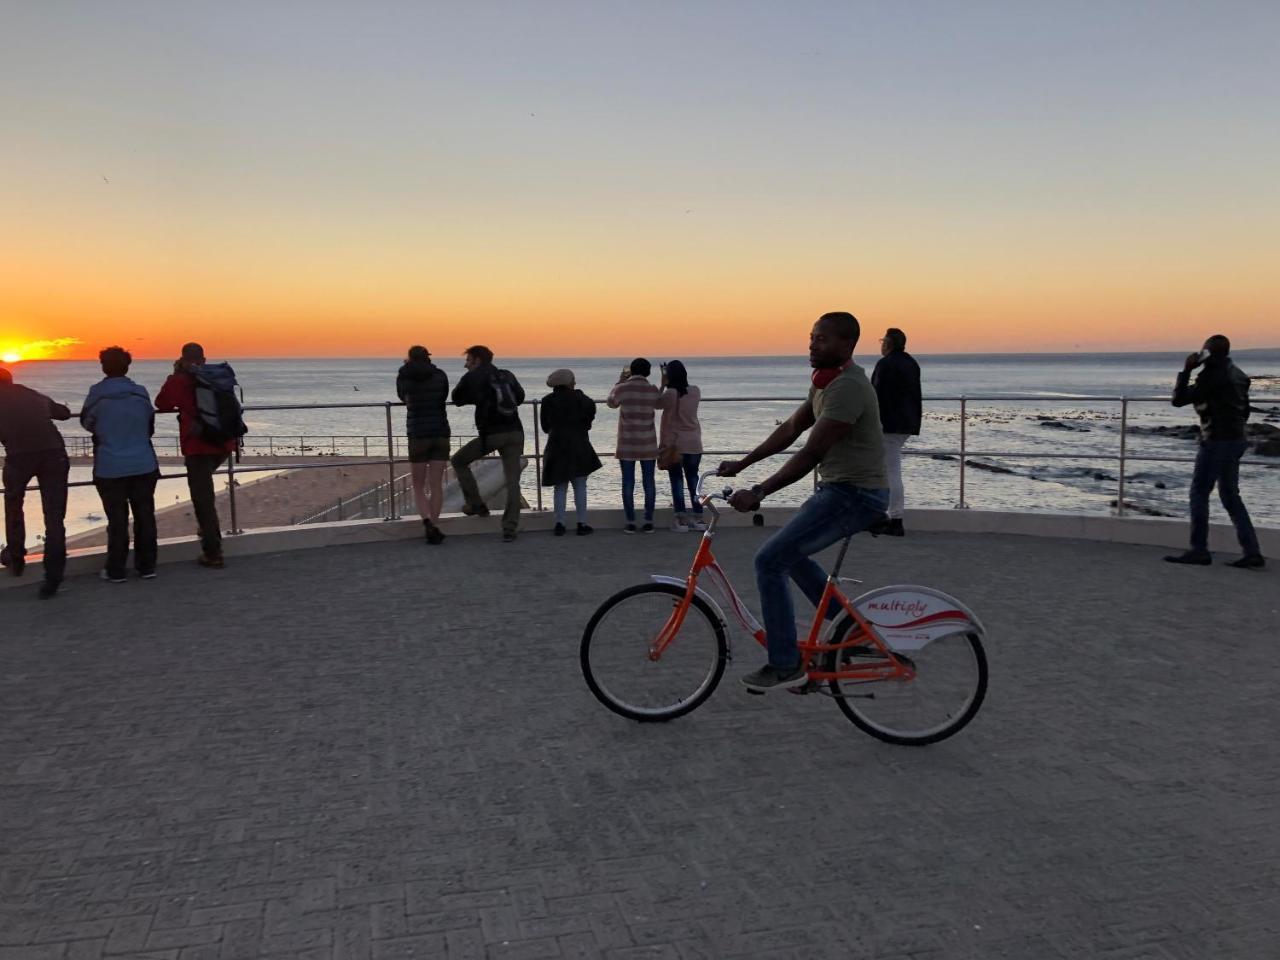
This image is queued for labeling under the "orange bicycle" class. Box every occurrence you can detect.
[580,473,988,745]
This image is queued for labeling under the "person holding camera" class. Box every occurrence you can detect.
[155,342,239,568]
[1164,334,1263,568]
[607,358,660,533]
[657,359,705,531]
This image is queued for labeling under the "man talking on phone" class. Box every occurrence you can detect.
[1165,335,1263,568]
[718,312,889,691]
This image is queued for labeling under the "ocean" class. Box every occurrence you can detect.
[5,350,1279,539]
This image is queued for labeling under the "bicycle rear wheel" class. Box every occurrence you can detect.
[581,583,728,722]
[825,618,987,746]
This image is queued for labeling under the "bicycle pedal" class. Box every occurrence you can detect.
[786,680,821,696]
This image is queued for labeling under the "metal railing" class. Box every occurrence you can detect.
[5,394,1278,536]
[295,473,414,525]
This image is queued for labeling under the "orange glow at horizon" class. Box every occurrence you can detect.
[0,338,85,363]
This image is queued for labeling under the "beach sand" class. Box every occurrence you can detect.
[64,459,407,549]
[63,455,525,550]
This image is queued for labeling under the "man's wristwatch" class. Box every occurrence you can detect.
[749,484,766,500]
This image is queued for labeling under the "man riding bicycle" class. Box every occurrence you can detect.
[718,312,890,692]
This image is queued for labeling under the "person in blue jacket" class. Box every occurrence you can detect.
[81,346,161,582]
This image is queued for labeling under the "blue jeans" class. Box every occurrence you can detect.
[1189,440,1259,555]
[620,459,656,523]
[755,482,889,669]
[553,476,588,525]
[667,453,704,516]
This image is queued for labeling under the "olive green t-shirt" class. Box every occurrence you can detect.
[808,364,888,488]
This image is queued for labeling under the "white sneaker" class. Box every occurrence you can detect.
[670,520,691,532]
[687,518,708,531]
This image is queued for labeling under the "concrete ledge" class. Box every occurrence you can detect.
[3,505,1272,589]
[905,508,1278,554]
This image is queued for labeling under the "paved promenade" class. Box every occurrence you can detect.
[2,526,1277,959]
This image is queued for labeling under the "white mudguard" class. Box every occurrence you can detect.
[851,585,985,652]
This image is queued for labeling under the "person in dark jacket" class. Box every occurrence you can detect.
[396,345,450,544]
[540,369,602,536]
[871,327,922,536]
[0,366,72,598]
[450,345,526,542]
[1165,335,1263,568]
[154,342,239,568]
[81,346,161,582]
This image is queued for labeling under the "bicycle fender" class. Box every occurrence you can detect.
[649,576,729,629]
[849,584,985,652]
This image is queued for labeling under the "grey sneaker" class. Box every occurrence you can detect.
[99,570,127,584]
[741,662,808,692]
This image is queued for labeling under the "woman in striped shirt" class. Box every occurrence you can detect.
[606,357,660,533]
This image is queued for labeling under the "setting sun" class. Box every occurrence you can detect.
[0,352,20,364]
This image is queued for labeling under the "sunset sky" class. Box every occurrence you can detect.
[2,1,1277,360]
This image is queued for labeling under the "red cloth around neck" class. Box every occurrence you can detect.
[811,359,852,390]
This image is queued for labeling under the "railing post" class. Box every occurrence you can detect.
[363,436,369,458]
[957,396,968,509]
[226,455,242,534]
[384,402,398,520]
[1117,397,1128,517]
[531,399,543,511]
[268,436,273,457]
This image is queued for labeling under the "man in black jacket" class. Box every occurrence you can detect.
[1165,335,1263,568]
[396,345,450,544]
[450,345,526,542]
[871,328,921,536]
[0,367,72,597]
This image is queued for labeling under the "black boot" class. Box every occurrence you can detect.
[423,519,445,545]
[1164,550,1211,565]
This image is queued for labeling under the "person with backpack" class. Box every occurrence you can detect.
[0,366,72,598]
[450,345,526,543]
[396,345,450,545]
[656,359,706,532]
[540,368,602,536]
[155,342,244,568]
[607,357,660,533]
[81,346,161,582]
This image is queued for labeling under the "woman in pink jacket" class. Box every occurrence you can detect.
[657,360,706,532]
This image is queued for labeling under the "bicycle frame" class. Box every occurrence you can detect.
[647,475,915,685]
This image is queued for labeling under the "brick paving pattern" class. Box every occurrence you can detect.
[2,526,1277,958]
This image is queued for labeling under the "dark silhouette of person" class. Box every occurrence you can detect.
[0,366,72,597]
[1165,334,1263,568]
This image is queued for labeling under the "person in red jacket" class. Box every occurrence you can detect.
[154,342,237,568]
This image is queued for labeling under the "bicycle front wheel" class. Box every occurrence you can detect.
[581,583,728,722]
[825,618,987,746]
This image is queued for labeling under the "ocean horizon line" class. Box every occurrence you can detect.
[8,346,1280,365]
